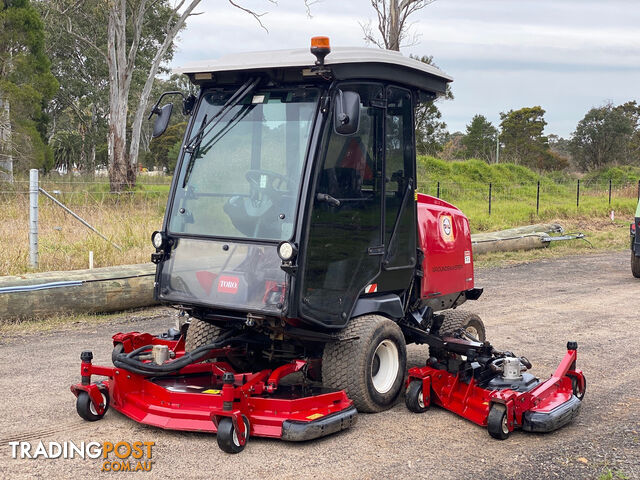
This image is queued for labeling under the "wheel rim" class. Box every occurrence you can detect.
[371,339,399,394]
[465,325,480,341]
[231,419,248,447]
[501,413,509,435]
[89,393,107,416]
[417,389,425,409]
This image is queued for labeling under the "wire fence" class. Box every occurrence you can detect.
[420,178,640,216]
[1,175,639,215]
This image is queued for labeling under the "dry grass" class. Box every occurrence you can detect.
[0,177,168,276]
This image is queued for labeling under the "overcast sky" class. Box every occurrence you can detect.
[170,0,640,138]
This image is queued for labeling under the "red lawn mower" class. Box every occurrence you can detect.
[72,37,585,452]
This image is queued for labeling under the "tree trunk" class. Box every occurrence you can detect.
[388,0,400,51]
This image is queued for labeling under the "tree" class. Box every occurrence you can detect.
[0,0,58,174]
[461,114,497,162]
[43,0,310,191]
[569,103,634,171]
[362,2,450,156]
[499,106,558,170]
[362,0,437,51]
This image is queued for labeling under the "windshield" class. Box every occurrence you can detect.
[169,87,319,241]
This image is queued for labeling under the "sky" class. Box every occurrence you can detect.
[169,0,640,138]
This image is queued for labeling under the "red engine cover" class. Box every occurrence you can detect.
[416,193,474,300]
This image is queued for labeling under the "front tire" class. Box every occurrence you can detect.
[487,404,510,440]
[216,416,250,454]
[185,318,259,372]
[322,314,407,413]
[632,251,640,278]
[76,390,109,422]
[405,380,429,413]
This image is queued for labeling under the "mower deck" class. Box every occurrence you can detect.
[70,332,357,453]
[405,342,585,439]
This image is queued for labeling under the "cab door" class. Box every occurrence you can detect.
[379,85,417,291]
[299,84,384,326]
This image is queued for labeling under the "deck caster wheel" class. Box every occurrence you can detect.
[568,374,586,400]
[487,404,510,440]
[405,380,429,413]
[76,390,109,422]
[216,416,250,454]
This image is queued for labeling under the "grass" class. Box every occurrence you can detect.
[0,174,170,276]
[0,160,638,276]
[417,157,640,233]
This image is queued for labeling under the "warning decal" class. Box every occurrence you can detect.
[364,284,378,294]
[464,250,471,264]
[440,215,455,243]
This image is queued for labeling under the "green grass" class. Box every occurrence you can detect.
[417,157,640,233]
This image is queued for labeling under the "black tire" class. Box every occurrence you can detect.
[405,380,429,413]
[322,314,407,413]
[440,310,486,342]
[216,416,250,454]
[632,251,640,278]
[487,404,510,440]
[185,319,257,372]
[76,390,109,422]
[568,374,586,400]
[185,318,223,352]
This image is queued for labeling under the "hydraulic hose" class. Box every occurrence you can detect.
[112,329,241,376]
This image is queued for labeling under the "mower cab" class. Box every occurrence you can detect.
[147,38,482,413]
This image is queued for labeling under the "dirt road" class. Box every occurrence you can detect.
[0,251,638,479]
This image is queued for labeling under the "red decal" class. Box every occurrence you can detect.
[196,271,217,295]
[217,275,239,294]
[365,283,378,294]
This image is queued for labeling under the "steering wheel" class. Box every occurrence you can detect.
[245,170,290,193]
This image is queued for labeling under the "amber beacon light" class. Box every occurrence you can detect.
[310,36,331,66]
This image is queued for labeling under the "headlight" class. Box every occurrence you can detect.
[152,231,164,249]
[277,241,297,261]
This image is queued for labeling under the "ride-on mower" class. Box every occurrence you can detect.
[72,37,585,452]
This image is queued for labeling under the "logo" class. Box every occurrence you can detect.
[440,215,455,242]
[217,275,239,294]
[8,440,155,473]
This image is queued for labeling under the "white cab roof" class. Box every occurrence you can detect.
[175,47,453,82]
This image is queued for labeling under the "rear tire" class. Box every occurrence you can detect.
[439,310,486,342]
[322,314,407,413]
[632,251,640,278]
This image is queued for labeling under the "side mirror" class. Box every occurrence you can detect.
[334,90,360,135]
[151,103,173,138]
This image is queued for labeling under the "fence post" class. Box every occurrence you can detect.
[437,181,440,199]
[488,182,492,216]
[608,179,612,205]
[29,168,39,269]
[576,179,580,208]
[536,180,540,215]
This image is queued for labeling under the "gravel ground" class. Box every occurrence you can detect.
[0,250,638,480]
